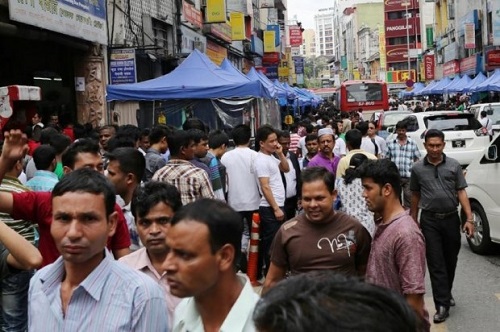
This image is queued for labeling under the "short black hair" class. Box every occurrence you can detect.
[140,128,151,139]
[99,125,117,133]
[344,153,368,185]
[33,145,57,170]
[480,110,487,117]
[106,136,136,152]
[301,167,335,192]
[277,130,290,140]
[255,125,276,151]
[253,271,421,332]
[424,128,445,142]
[356,121,369,135]
[208,130,229,149]
[358,159,402,198]
[62,139,100,169]
[167,130,192,157]
[52,168,115,216]
[231,124,251,146]
[116,124,141,142]
[171,198,243,269]
[40,127,59,145]
[149,125,171,145]
[107,147,145,184]
[345,129,363,149]
[182,118,206,132]
[188,129,208,144]
[131,181,182,219]
[395,121,407,130]
[305,134,318,143]
[49,133,72,155]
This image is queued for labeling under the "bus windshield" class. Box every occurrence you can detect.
[346,83,383,102]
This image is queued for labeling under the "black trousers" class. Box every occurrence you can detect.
[420,210,461,309]
[283,196,298,221]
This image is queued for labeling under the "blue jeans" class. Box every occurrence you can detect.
[1,270,33,331]
[258,206,284,277]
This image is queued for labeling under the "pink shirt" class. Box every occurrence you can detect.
[119,247,181,329]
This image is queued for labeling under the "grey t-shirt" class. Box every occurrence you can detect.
[410,154,467,212]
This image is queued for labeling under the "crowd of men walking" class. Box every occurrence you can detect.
[0,108,476,331]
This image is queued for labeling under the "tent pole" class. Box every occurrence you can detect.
[152,100,155,126]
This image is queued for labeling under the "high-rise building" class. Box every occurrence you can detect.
[300,29,316,57]
[314,8,335,57]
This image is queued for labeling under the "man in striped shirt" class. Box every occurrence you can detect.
[28,169,169,331]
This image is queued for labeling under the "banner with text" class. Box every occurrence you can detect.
[8,0,107,44]
[264,31,276,53]
[230,12,245,40]
[109,49,137,85]
[289,26,302,47]
[464,23,475,49]
[379,26,387,71]
[206,0,227,23]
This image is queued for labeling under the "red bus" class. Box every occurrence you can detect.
[335,80,389,120]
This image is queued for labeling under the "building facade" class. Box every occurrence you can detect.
[314,8,335,57]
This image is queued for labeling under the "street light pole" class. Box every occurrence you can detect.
[405,2,411,80]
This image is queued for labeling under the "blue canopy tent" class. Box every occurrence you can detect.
[427,77,453,94]
[246,67,277,98]
[462,72,487,93]
[415,80,438,96]
[445,75,472,93]
[472,69,500,92]
[106,49,271,101]
[402,82,425,97]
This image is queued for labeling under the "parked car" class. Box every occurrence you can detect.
[468,102,500,134]
[461,136,500,254]
[387,111,489,166]
[370,110,411,139]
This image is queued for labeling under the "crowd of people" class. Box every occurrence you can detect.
[0,105,477,331]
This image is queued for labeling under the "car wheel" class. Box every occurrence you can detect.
[467,201,493,255]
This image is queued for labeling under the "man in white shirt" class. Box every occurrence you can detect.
[165,199,259,332]
[358,122,382,157]
[480,110,493,137]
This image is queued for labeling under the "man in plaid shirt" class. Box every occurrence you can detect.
[153,130,214,205]
[385,121,421,208]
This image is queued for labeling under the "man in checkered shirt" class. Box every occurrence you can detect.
[385,121,421,208]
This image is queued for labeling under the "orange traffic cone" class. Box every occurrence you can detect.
[247,212,261,286]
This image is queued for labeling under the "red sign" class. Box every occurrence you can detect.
[459,55,477,74]
[384,0,417,12]
[486,50,500,70]
[262,52,280,65]
[385,17,420,38]
[182,1,203,29]
[386,44,414,63]
[203,23,232,43]
[443,60,460,77]
[289,26,302,47]
[424,55,435,80]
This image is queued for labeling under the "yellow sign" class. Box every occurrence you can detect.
[379,26,386,71]
[278,66,289,77]
[206,0,226,23]
[264,31,276,52]
[230,12,245,41]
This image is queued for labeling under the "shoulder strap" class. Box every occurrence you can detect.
[371,138,379,155]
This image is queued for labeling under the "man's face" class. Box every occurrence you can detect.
[368,123,377,136]
[136,202,174,256]
[278,136,291,155]
[305,139,319,155]
[361,177,384,213]
[139,135,150,151]
[193,139,209,158]
[50,115,59,126]
[301,179,336,223]
[106,160,129,198]
[424,137,445,160]
[259,133,279,154]
[165,220,220,298]
[318,134,335,156]
[51,192,116,265]
[336,122,343,133]
[73,152,104,174]
[99,129,115,151]
[32,113,41,125]
[396,128,407,140]
[182,140,196,160]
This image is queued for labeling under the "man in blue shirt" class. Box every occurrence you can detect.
[26,145,59,192]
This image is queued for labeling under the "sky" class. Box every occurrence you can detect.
[286,0,334,29]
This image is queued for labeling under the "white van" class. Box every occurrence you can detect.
[462,135,500,254]
[469,102,500,134]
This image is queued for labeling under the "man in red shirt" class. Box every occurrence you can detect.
[0,136,130,266]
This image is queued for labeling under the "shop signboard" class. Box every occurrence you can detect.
[424,54,435,80]
[386,44,411,63]
[293,56,304,74]
[384,0,418,12]
[251,35,264,56]
[206,0,227,23]
[264,66,278,80]
[443,60,460,77]
[464,23,475,49]
[230,12,245,40]
[385,18,419,38]
[267,25,281,46]
[379,26,387,70]
[459,54,481,75]
[8,0,107,44]
[262,52,280,65]
[206,41,228,65]
[289,26,302,47]
[486,49,500,71]
[203,23,232,43]
[458,10,478,37]
[109,49,137,85]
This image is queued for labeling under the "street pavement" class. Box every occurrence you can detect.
[252,236,500,331]
[426,236,500,332]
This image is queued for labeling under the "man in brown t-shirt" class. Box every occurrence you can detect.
[263,167,371,294]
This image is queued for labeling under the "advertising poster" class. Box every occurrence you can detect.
[230,12,245,40]
[109,49,137,85]
[464,23,475,49]
[264,31,276,53]
[206,0,227,23]
[8,0,107,44]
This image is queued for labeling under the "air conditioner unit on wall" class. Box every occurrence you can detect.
[243,41,252,53]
